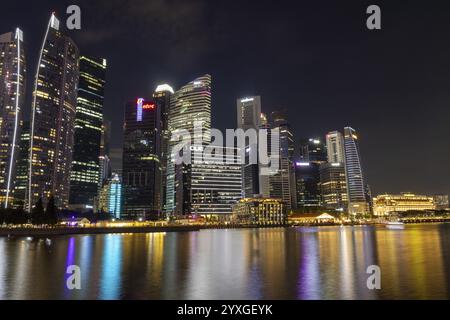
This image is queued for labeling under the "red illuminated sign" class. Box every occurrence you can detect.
[143,103,155,110]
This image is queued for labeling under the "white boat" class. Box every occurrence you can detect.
[385,221,405,230]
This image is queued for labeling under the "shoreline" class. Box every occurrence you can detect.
[0,220,449,237]
[0,225,201,237]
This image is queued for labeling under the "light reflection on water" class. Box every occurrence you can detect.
[0,224,449,300]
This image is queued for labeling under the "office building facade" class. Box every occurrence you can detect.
[69,56,107,210]
[319,162,348,212]
[295,161,321,209]
[153,84,173,214]
[166,75,212,215]
[0,29,26,207]
[343,127,369,216]
[122,98,161,220]
[28,14,79,210]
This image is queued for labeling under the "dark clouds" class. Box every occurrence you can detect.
[0,0,449,197]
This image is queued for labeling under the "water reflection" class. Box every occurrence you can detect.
[0,224,449,300]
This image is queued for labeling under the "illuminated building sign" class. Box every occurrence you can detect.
[143,103,155,110]
[137,98,144,122]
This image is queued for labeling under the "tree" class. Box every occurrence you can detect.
[31,198,45,225]
[45,196,58,225]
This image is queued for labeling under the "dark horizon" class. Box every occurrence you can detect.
[1,0,449,197]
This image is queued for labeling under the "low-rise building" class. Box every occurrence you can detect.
[373,193,436,217]
[289,212,338,224]
[433,194,449,210]
[232,198,287,225]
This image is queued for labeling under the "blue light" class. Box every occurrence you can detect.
[137,98,144,122]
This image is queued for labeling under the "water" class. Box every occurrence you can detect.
[0,224,449,300]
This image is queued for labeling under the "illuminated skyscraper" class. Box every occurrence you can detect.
[326,131,345,163]
[98,120,112,189]
[122,98,161,220]
[98,172,122,219]
[69,56,107,211]
[295,161,321,210]
[0,29,26,207]
[153,84,173,214]
[237,96,262,198]
[166,75,212,215]
[343,127,369,216]
[319,162,348,212]
[28,14,79,210]
[189,146,242,218]
[267,111,296,210]
[11,121,29,207]
[237,96,261,131]
[299,138,327,163]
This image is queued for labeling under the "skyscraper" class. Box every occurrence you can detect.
[166,75,212,215]
[343,127,369,216]
[319,162,348,212]
[98,172,122,219]
[268,111,296,210]
[12,121,29,207]
[69,56,107,211]
[294,161,321,210]
[0,29,26,208]
[299,138,327,163]
[189,146,242,219]
[98,120,112,189]
[28,14,79,210]
[122,98,161,220]
[237,96,261,131]
[153,84,173,215]
[326,131,345,163]
[237,96,262,198]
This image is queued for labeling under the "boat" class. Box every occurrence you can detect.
[383,213,405,230]
[385,221,405,230]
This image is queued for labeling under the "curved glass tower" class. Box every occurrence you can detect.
[165,75,212,215]
[28,14,79,210]
[0,28,26,208]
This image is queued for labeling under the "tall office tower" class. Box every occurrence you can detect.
[153,84,173,214]
[98,120,112,189]
[343,127,369,216]
[185,146,242,219]
[299,138,327,163]
[28,14,80,210]
[319,162,348,212]
[12,121,29,207]
[122,98,161,220]
[237,96,261,131]
[166,75,212,215]
[326,131,345,163]
[190,147,242,220]
[294,161,321,211]
[237,96,262,198]
[268,111,296,210]
[0,29,26,208]
[98,172,122,219]
[69,56,107,211]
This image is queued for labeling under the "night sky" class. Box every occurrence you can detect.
[1,0,449,197]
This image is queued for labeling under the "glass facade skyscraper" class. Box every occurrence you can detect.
[166,75,212,215]
[153,84,173,215]
[11,121,29,207]
[299,138,327,163]
[69,56,107,210]
[0,29,26,207]
[28,14,79,210]
[122,98,161,220]
[237,96,261,198]
[343,127,369,216]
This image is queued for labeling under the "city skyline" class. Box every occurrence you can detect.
[0,1,449,199]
